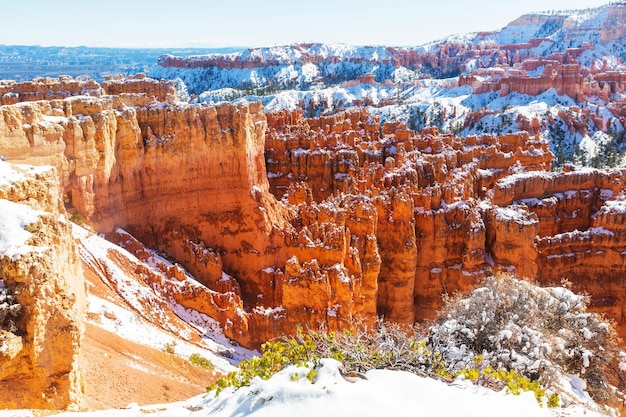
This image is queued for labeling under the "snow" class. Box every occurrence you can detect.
[493,205,538,226]
[85,295,235,373]
[45,358,606,417]
[75,225,190,336]
[0,412,34,417]
[252,305,285,317]
[40,114,68,126]
[74,224,255,368]
[0,162,52,188]
[569,375,592,403]
[144,3,626,172]
[0,199,47,261]
[0,163,27,187]
[497,171,556,188]
[596,200,626,215]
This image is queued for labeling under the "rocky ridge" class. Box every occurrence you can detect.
[3,76,626,409]
[151,4,626,93]
[149,4,626,169]
[0,162,85,409]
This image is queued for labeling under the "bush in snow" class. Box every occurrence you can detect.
[428,275,624,405]
[189,353,214,370]
[207,318,556,404]
[208,275,624,410]
[208,335,316,395]
[207,320,431,396]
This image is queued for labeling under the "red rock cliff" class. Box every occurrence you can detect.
[3,76,626,349]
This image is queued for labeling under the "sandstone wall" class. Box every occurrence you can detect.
[102,74,177,103]
[0,96,289,305]
[265,109,626,336]
[0,84,375,347]
[0,76,103,105]
[3,76,626,350]
[0,162,85,409]
[265,111,555,322]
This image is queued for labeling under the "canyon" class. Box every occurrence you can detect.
[1,74,626,409]
[152,4,626,94]
[149,4,626,170]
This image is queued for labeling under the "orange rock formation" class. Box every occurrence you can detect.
[0,162,85,409]
[265,109,554,323]
[2,75,626,357]
[459,57,626,103]
[0,75,103,105]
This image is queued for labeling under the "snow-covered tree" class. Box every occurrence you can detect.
[173,78,189,102]
[428,275,624,405]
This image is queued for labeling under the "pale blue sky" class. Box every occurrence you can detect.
[1,0,610,48]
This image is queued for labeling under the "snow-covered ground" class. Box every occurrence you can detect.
[74,224,255,369]
[149,3,626,168]
[3,359,607,417]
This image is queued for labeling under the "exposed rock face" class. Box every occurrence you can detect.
[0,92,296,342]
[459,59,626,103]
[265,109,553,322]
[151,4,626,97]
[3,76,626,352]
[0,75,103,105]
[490,169,626,335]
[102,73,178,103]
[601,4,626,42]
[265,109,626,334]
[0,162,85,410]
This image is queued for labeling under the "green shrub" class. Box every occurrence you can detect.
[206,276,624,410]
[163,342,176,355]
[205,321,559,406]
[70,212,86,225]
[189,353,214,370]
[207,334,319,396]
[547,393,560,408]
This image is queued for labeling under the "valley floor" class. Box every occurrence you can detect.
[79,322,213,409]
[77,244,221,410]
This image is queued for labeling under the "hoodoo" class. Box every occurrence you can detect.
[1,75,626,360]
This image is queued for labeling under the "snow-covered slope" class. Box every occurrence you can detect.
[20,359,607,417]
[150,5,626,93]
[150,43,425,94]
[74,224,254,368]
[147,4,626,168]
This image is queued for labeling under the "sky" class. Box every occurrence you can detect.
[0,0,611,48]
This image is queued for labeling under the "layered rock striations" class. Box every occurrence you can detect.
[264,109,626,334]
[0,162,85,409]
[459,60,626,103]
[0,88,285,347]
[150,4,626,96]
[0,78,374,347]
[3,75,626,352]
[0,75,103,105]
[265,109,553,322]
[101,73,178,103]
[490,169,626,334]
